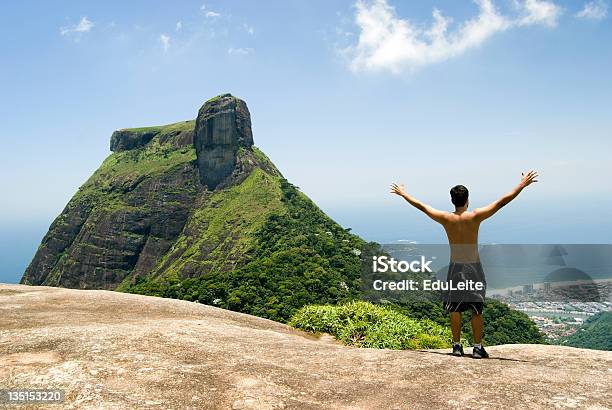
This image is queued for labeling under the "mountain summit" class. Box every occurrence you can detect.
[194,93,254,189]
[22,95,364,321]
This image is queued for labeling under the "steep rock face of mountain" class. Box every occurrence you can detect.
[194,94,254,189]
[21,95,364,320]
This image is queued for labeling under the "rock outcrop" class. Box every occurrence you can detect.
[110,122,195,152]
[110,129,158,152]
[2,284,610,409]
[194,93,254,189]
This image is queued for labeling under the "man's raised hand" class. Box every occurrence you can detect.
[520,170,539,188]
[390,183,407,197]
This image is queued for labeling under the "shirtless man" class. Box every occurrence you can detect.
[390,171,539,358]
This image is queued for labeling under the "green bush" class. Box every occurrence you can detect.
[289,301,452,349]
[392,298,545,346]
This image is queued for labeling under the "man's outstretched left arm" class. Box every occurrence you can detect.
[390,183,447,224]
[474,170,539,222]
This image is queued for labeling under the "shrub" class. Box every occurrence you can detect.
[289,301,452,349]
[390,298,545,345]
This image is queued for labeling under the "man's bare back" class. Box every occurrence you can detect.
[440,210,481,262]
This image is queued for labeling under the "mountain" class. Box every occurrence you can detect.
[21,94,365,322]
[560,312,612,351]
[2,284,611,409]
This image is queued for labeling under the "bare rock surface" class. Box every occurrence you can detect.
[194,94,254,189]
[1,284,610,409]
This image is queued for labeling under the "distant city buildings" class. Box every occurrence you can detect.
[489,280,611,342]
[489,279,611,303]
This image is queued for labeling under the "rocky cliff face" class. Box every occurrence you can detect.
[194,93,254,189]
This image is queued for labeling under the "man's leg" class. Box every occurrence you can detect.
[470,312,483,344]
[450,312,462,343]
[470,311,489,358]
[450,311,464,356]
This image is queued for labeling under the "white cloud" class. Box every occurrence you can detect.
[206,11,221,18]
[576,0,608,20]
[348,0,510,73]
[516,0,562,27]
[228,47,254,56]
[160,34,170,52]
[60,16,94,36]
[201,3,207,10]
[243,24,254,35]
[176,21,183,31]
[346,0,563,73]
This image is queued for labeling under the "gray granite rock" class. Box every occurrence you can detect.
[194,94,254,189]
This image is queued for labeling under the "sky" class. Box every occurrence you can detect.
[1,0,611,283]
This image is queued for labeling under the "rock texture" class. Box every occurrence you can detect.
[110,129,158,152]
[111,122,195,153]
[21,95,283,289]
[194,94,254,189]
[1,284,611,410]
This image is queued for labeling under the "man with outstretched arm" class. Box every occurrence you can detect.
[390,171,539,358]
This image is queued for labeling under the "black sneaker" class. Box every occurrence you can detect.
[472,345,489,359]
[452,343,464,356]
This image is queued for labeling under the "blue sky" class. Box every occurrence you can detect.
[1,0,611,283]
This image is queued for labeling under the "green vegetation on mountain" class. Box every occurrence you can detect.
[131,167,284,282]
[123,178,364,322]
[558,312,612,351]
[76,122,197,208]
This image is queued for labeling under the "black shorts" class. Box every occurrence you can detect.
[442,261,486,313]
[444,301,484,315]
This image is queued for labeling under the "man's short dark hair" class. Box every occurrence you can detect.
[450,185,469,207]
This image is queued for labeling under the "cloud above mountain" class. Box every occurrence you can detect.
[60,16,94,36]
[345,0,563,73]
[576,0,608,20]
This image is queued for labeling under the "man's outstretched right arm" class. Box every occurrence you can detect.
[474,170,539,221]
[390,183,448,224]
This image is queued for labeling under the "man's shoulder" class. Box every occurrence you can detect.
[444,211,479,221]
